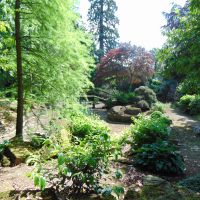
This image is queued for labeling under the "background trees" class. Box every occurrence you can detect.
[88,0,119,60]
[158,0,200,95]
[95,43,154,90]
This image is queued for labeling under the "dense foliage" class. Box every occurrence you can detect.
[128,110,185,175]
[95,43,154,90]
[0,0,94,105]
[134,86,157,107]
[178,94,200,115]
[70,114,109,138]
[134,141,185,174]
[131,111,171,148]
[158,0,200,95]
[32,113,113,196]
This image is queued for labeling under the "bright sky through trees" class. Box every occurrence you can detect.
[79,0,186,50]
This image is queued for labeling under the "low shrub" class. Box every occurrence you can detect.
[105,91,137,108]
[0,140,10,157]
[134,86,157,107]
[70,114,109,138]
[189,95,200,115]
[114,92,137,105]
[178,94,200,115]
[136,100,150,111]
[179,174,200,192]
[178,95,195,113]
[33,131,112,195]
[30,134,47,148]
[151,102,165,113]
[134,141,185,175]
[131,111,171,148]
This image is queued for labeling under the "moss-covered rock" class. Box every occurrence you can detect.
[124,175,200,200]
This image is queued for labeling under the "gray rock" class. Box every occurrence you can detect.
[107,106,132,123]
[107,106,140,123]
[124,106,142,115]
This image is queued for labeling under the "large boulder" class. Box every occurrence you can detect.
[124,106,142,115]
[107,106,131,123]
[124,175,200,200]
[107,105,141,123]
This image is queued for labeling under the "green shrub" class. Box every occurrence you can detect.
[179,174,200,192]
[179,95,195,112]
[0,140,10,156]
[134,86,157,107]
[30,135,46,148]
[149,78,162,94]
[70,114,109,138]
[136,100,150,111]
[134,141,185,175]
[131,111,171,148]
[114,92,137,105]
[33,131,112,195]
[179,94,200,115]
[105,91,137,108]
[151,102,165,113]
[189,95,200,115]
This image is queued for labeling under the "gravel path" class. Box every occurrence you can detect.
[165,105,200,177]
[92,103,130,138]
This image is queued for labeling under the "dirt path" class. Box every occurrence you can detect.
[92,103,130,138]
[165,105,200,177]
[0,164,34,193]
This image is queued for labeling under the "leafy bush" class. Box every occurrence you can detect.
[134,141,185,174]
[114,92,137,105]
[179,174,200,192]
[70,114,109,138]
[149,78,162,94]
[131,111,171,148]
[179,95,195,112]
[0,140,10,156]
[179,94,200,115]
[136,100,150,111]
[33,131,112,195]
[151,102,165,113]
[134,86,157,107]
[30,134,47,148]
[105,91,137,108]
[189,95,200,115]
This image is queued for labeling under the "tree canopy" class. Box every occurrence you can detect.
[158,0,200,94]
[95,43,154,90]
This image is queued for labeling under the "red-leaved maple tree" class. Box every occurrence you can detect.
[95,43,154,89]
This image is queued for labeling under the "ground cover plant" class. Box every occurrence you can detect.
[129,111,185,175]
[130,111,171,148]
[31,112,115,198]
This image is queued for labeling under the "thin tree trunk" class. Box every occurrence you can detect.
[15,0,24,137]
[99,0,104,60]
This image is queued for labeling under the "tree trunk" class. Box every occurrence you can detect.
[15,0,24,137]
[99,0,104,60]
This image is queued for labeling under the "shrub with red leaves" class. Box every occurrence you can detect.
[95,43,155,89]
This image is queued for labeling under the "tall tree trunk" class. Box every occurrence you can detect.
[15,0,24,137]
[99,0,104,60]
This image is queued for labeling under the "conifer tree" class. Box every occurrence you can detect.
[88,0,119,60]
[0,0,94,137]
